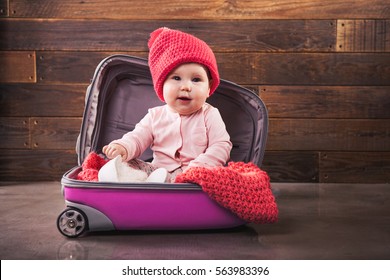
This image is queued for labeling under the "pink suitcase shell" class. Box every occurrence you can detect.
[57,55,268,238]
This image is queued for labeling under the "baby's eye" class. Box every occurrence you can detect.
[192,77,202,82]
[172,75,181,81]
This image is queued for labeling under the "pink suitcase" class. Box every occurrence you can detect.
[57,55,269,237]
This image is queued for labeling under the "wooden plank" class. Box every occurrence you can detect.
[0,84,86,117]
[35,51,264,84]
[31,117,82,149]
[36,51,390,86]
[0,149,78,181]
[259,53,390,85]
[35,51,256,84]
[259,86,390,119]
[337,20,390,52]
[8,0,389,19]
[262,151,319,182]
[267,119,390,151]
[217,53,261,85]
[0,0,8,17]
[0,51,36,83]
[36,51,120,84]
[320,152,390,183]
[0,19,335,52]
[0,117,30,149]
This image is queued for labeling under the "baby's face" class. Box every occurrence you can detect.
[163,63,211,115]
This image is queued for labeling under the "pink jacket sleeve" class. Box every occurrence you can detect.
[187,107,232,169]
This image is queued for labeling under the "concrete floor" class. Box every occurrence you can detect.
[0,181,389,260]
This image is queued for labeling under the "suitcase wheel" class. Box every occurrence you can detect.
[57,208,88,238]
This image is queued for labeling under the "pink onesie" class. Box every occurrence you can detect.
[112,103,232,173]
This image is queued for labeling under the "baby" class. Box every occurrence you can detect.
[101,27,232,182]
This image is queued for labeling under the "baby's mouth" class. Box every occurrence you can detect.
[177,97,191,101]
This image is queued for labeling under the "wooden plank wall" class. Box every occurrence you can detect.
[0,0,389,183]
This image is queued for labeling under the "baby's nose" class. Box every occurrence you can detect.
[180,81,192,92]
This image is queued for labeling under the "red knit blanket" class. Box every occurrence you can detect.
[175,162,278,224]
[77,152,108,181]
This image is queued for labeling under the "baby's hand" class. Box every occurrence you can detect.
[102,143,127,160]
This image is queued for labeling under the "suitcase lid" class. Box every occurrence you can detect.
[77,55,268,167]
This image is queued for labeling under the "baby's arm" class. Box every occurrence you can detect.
[103,110,154,162]
[102,143,128,160]
[188,107,232,168]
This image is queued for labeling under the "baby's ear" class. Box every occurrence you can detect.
[209,79,213,89]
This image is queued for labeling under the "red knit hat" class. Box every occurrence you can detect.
[148,27,220,102]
